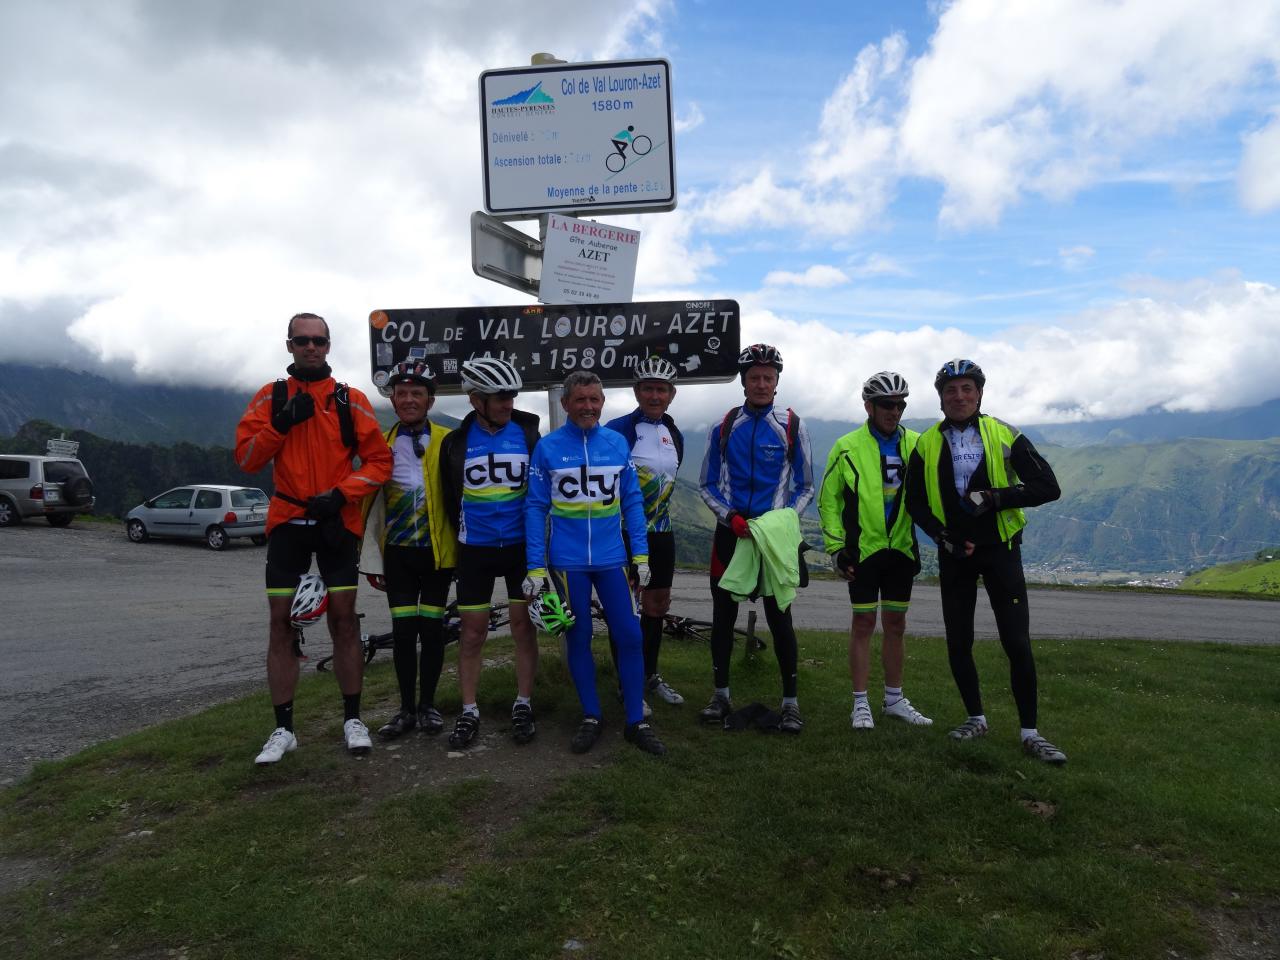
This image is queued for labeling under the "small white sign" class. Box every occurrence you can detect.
[47,439,79,456]
[538,214,640,305]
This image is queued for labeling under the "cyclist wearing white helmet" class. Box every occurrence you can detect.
[818,372,932,732]
[236,312,392,765]
[525,371,667,757]
[904,359,1067,764]
[359,358,459,742]
[603,356,686,709]
[698,343,814,734]
[439,356,542,747]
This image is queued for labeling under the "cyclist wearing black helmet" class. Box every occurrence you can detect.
[904,359,1067,764]
[603,356,686,709]
[818,371,931,731]
[698,343,814,734]
[359,359,459,742]
[439,357,542,748]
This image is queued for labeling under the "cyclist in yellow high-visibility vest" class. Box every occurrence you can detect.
[904,359,1067,765]
[818,371,932,732]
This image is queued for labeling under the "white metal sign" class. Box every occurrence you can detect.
[538,214,640,305]
[479,58,675,217]
[470,212,542,297]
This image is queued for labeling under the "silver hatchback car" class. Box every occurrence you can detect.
[126,485,270,550]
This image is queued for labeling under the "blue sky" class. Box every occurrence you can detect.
[2,0,1279,429]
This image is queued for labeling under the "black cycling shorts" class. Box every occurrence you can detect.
[642,531,676,591]
[265,521,359,594]
[383,544,452,616]
[847,548,916,613]
[455,543,527,611]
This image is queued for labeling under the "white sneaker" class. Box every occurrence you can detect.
[647,675,685,705]
[850,700,874,730]
[884,697,933,726]
[254,727,297,765]
[643,699,653,719]
[344,718,372,755]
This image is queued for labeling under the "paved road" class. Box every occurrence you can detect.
[2,523,1276,786]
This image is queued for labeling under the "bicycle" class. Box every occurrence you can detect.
[605,127,653,173]
[587,600,765,650]
[305,600,512,672]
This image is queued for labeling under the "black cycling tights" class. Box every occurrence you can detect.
[384,545,453,714]
[710,585,799,698]
[938,542,1038,728]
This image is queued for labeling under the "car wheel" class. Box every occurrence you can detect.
[0,498,18,527]
[47,513,74,527]
[251,534,267,546]
[64,477,94,507]
[206,525,228,550]
[127,519,148,543]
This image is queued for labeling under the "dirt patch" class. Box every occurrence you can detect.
[0,855,56,899]
[1199,897,1280,960]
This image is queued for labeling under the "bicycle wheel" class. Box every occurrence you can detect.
[605,151,625,173]
[632,135,651,156]
[489,602,511,632]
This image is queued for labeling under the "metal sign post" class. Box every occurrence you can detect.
[367,300,740,396]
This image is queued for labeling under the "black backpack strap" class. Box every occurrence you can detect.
[332,382,357,452]
[785,408,799,460]
[272,379,288,418]
[718,406,741,459]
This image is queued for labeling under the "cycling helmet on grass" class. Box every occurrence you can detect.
[461,357,522,394]
[529,592,575,637]
[290,574,328,629]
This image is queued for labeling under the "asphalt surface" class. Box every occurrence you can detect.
[2,523,1276,787]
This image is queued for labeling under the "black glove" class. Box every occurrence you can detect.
[936,529,966,557]
[305,488,346,520]
[967,489,1001,516]
[271,391,315,434]
[831,549,856,578]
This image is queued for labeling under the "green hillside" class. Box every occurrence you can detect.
[1180,549,1280,595]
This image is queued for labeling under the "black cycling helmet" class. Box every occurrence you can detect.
[737,343,783,377]
[934,358,985,394]
[387,359,436,389]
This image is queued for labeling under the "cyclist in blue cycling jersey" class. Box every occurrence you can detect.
[525,371,667,756]
[698,343,814,734]
[440,357,542,748]
[603,356,686,709]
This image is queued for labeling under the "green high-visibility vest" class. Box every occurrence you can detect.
[818,424,918,562]
[916,415,1026,545]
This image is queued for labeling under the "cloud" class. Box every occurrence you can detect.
[849,253,908,278]
[1058,245,1095,271]
[762,265,850,288]
[674,101,705,135]
[1239,111,1280,212]
[648,276,1280,432]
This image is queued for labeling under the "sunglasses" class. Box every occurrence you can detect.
[874,399,907,411]
[289,335,330,348]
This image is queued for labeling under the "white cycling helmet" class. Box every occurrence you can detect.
[460,357,522,394]
[634,356,678,383]
[861,371,909,402]
[290,573,328,629]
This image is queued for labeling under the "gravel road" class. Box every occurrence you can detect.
[2,522,1275,786]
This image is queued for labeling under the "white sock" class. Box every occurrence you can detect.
[782,696,798,708]
[716,686,730,700]
[1020,727,1038,741]
[970,714,987,726]
[884,685,903,706]
[515,695,531,707]
[463,703,479,718]
[853,690,868,702]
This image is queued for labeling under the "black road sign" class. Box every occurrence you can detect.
[368,299,739,395]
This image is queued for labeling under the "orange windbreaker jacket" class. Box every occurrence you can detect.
[235,374,392,538]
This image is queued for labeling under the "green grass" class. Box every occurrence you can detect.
[2,631,1278,960]
[1181,557,1280,596]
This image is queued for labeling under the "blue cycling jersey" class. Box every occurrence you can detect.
[458,419,529,546]
[526,420,648,571]
[698,402,814,523]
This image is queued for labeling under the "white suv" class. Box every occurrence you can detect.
[0,455,96,527]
